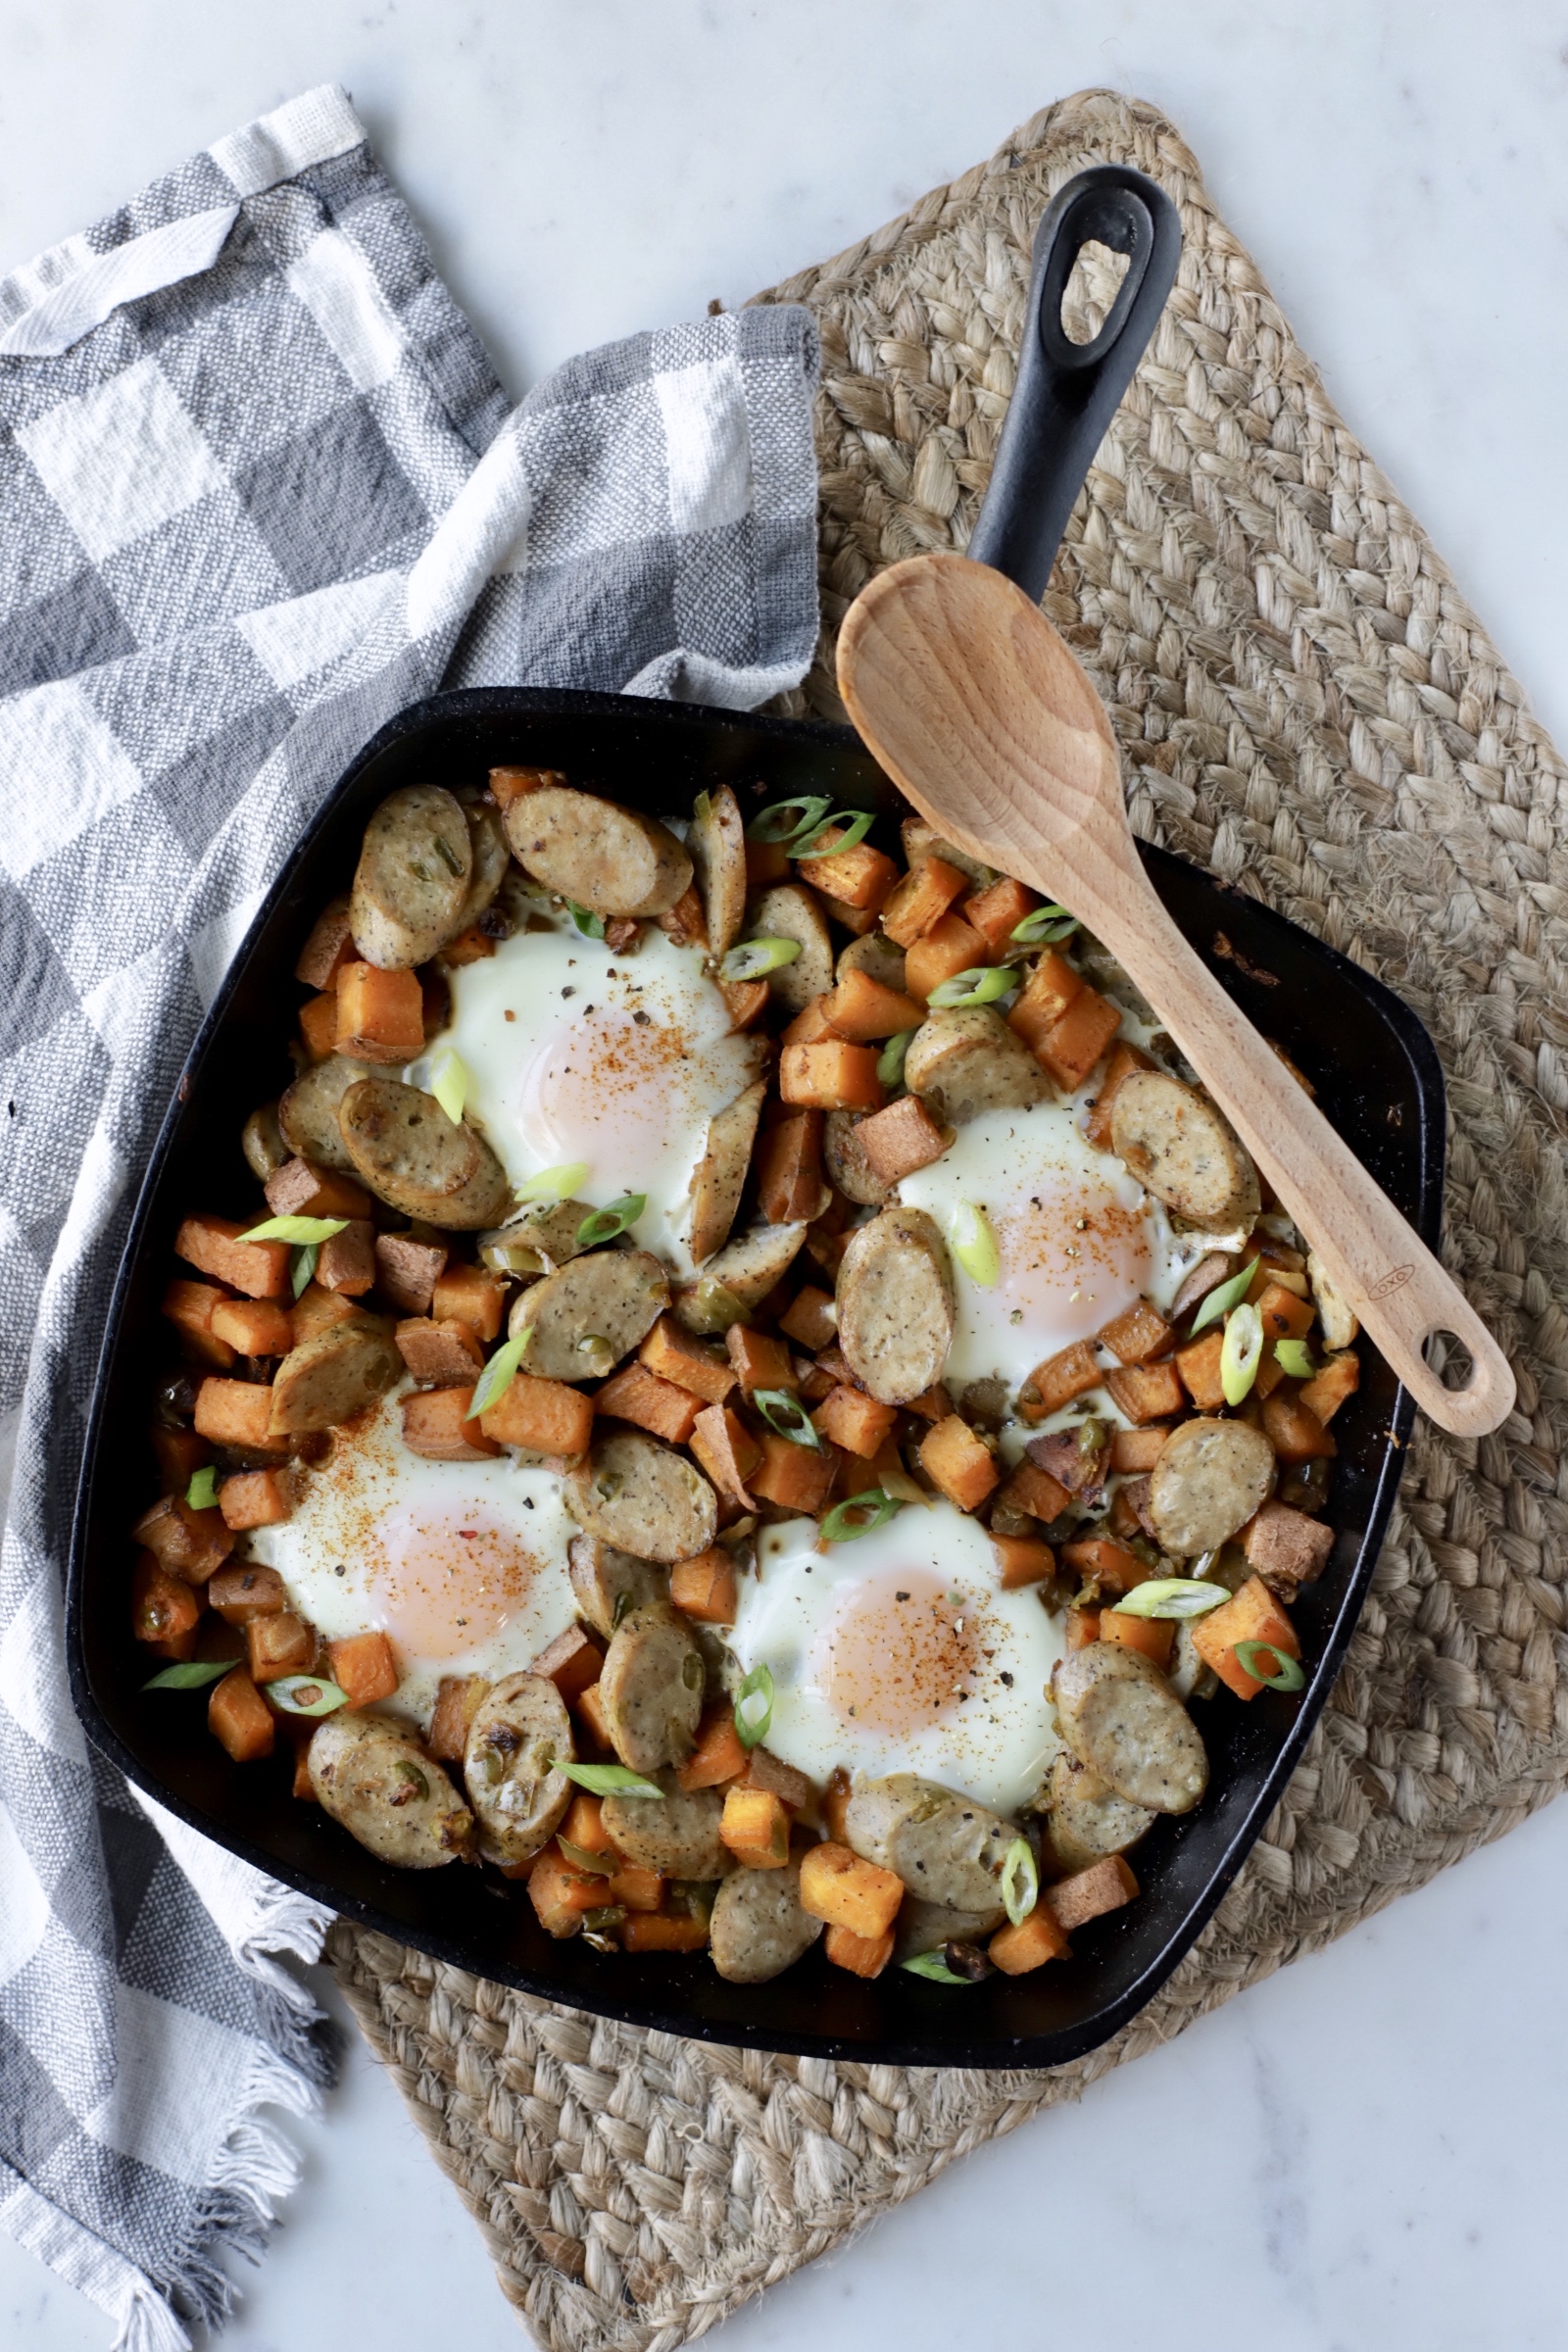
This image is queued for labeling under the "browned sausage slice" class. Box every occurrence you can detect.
[836,1206,953,1405]
[710,1858,822,1983]
[566,1430,718,1562]
[268,1320,400,1435]
[601,1768,727,1877]
[1148,1417,1275,1556]
[503,785,691,917]
[338,1077,511,1228]
[463,1672,573,1865]
[1109,1071,1260,1231]
[1053,1643,1208,1815]
[309,1713,472,1867]
[596,1605,706,1772]
[351,785,472,969]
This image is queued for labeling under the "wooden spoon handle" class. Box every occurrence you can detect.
[1093,891,1516,1440]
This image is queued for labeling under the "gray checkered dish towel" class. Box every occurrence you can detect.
[0,83,820,2352]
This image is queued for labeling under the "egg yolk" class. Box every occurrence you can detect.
[991,1174,1150,1332]
[515,1002,710,1172]
[364,1503,541,1660]
[815,1568,981,1737]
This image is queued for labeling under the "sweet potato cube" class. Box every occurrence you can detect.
[209,1297,294,1357]
[130,1492,233,1583]
[149,1424,209,1494]
[906,1382,952,1421]
[1065,1606,1102,1649]
[175,1215,291,1300]
[669,1546,739,1626]
[594,1360,702,1445]
[328,1630,399,1707]
[131,1554,203,1647]
[1245,1501,1335,1594]
[1299,1350,1360,1424]
[1043,1854,1139,1932]
[905,912,990,1002]
[161,1278,237,1368]
[749,1429,838,1513]
[247,1610,314,1682]
[856,1094,949,1186]
[334,962,424,1063]
[756,1110,828,1227]
[607,1864,664,1913]
[1061,1536,1151,1596]
[1175,1328,1227,1411]
[400,1385,505,1460]
[530,1623,606,1704]
[811,1384,898,1459]
[374,1229,448,1314]
[820,967,925,1041]
[1006,951,1083,1056]
[207,1562,287,1624]
[290,1283,365,1345]
[744,835,791,888]
[1035,986,1123,1089]
[193,1376,289,1456]
[677,1708,750,1791]
[996,1459,1071,1525]
[439,925,495,966]
[824,1923,894,1978]
[561,1791,614,1855]
[1099,1299,1174,1366]
[1262,1392,1337,1463]
[989,1906,1072,1975]
[725,1325,796,1395]
[1110,1425,1170,1473]
[961,876,1039,956]
[621,1912,710,1953]
[780,996,842,1051]
[1104,1359,1186,1425]
[778,1287,837,1351]
[689,1404,761,1506]
[1255,1281,1316,1344]
[480,1373,595,1458]
[208,1667,274,1763]
[799,1840,904,1937]
[992,1535,1056,1591]
[638,1315,735,1403]
[294,894,356,991]
[720,1786,790,1868]
[488,763,563,809]
[529,1847,604,1937]
[316,1219,375,1297]
[918,1415,998,1511]
[218,1468,293,1531]
[779,1040,884,1112]
[298,991,340,1062]
[1192,1574,1300,1698]
[431,1261,507,1342]
[881,857,969,947]
[1019,1339,1102,1420]
[721,977,770,1031]
[396,1316,484,1387]
[1083,1040,1155,1151]
[657,883,708,952]
[574,1680,613,1752]
[743,1745,812,1811]
[427,1674,488,1761]
[796,829,899,911]
[1100,1609,1174,1668]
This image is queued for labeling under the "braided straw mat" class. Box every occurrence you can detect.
[326,87,1568,2349]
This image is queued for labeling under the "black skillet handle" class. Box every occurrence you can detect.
[966,165,1181,602]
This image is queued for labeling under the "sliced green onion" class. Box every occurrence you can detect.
[819,1490,899,1544]
[950,1201,1001,1287]
[466,1331,528,1419]
[1110,1578,1231,1621]
[794,808,875,858]
[551,1759,666,1797]
[515,1162,590,1202]
[900,1950,974,1984]
[733,1662,775,1750]
[1233,1641,1306,1692]
[720,936,802,984]
[1221,1300,1264,1405]
[1274,1337,1316,1380]
[141,1658,236,1691]
[576,1195,646,1249]
[753,1390,821,1449]
[237,1214,348,1246]
[746,794,833,845]
[1008,903,1076,945]
[877,1029,915,1088]
[926,966,1012,1010]
[567,901,606,940]
[266,1675,349,1718]
[1001,1837,1038,1928]
[1188,1257,1259,1335]
[290,1243,318,1298]
[432,832,465,877]
[185,1466,218,1512]
[429,1048,468,1126]
[558,1838,618,1876]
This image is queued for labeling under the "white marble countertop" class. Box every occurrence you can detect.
[4,5,1567,2346]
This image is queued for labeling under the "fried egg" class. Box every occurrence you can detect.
[249,1385,580,1726]
[727,1501,1064,1815]
[409,906,761,1278]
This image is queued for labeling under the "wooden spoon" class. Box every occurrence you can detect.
[837,552,1515,1440]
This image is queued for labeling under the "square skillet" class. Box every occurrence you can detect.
[68,682,1444,2070]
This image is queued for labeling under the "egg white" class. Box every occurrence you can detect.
[727,1501,1064,1816]
[249,1384,581,1729]
[408,906,762,1278]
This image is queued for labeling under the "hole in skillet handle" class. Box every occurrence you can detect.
[1427,1329,1476,1394]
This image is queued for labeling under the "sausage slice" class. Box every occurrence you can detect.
[1043,1747,1155,1875]
[746,884,834,1014]
[892,1893,1007,1961]
[843,1773,1015,1911]
[463,1672,573,1865]
[836,1205,954,1405]
[602,1767,727,1877]
[710,1858,823,1983]
[338,1077,511,1228]
[309,1712,473,1867]
[452,797,510,935]
[567,1429,718,1564]
[824,1110,890,1207]
[687,1079,766,1265]
[567,1534,669,1639]
[268,1319,400,1435]
[503,785,691,917]
[1109,1071,1260,1231]
[672,1220,808,1334]
[278,1054,371,1174]
[351,784,473,969]
[904,1006,1048,1125]
[596,1604,705,1772]
[1053,1643,1208,1815]
[689,784,748,956]
[1148,1416,1275,1555]
[517,1248,669,1380]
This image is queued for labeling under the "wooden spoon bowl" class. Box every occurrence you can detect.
[838,552,1515,1439]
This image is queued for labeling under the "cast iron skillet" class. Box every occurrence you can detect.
[68,172,1443,2067]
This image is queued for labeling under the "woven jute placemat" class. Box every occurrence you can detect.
[326,88,1568,2349]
